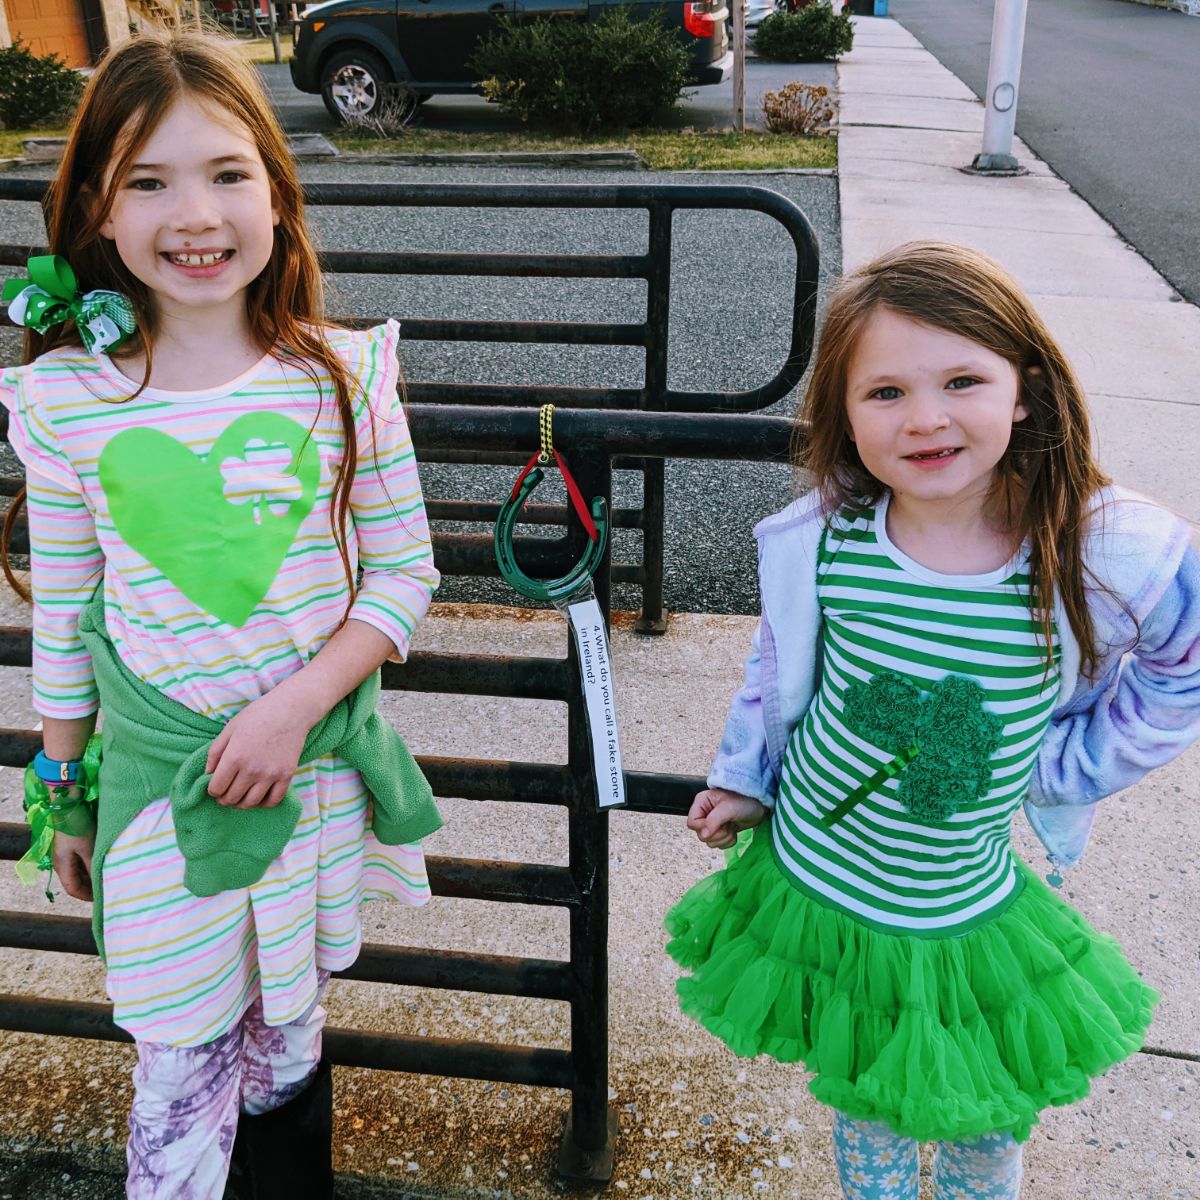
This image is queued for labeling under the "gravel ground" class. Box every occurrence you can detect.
[0,1149,124,1200]
[0,160,841,618]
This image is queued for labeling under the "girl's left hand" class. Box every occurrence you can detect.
[206,690,311,809]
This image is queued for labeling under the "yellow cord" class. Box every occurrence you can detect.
[538,403,555,464]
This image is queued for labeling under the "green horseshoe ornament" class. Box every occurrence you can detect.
[494,405,609,603]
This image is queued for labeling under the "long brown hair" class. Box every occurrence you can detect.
[796,241,1110,675]
[3,30,362,612]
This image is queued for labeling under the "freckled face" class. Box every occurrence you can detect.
[844,308,1028,517]
[98,95,280,325]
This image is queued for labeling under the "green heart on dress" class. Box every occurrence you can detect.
[99,412,320,627]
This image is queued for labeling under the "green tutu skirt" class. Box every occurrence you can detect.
[664,828,1156,1144]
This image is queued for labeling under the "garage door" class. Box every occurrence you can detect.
[6,0,93,68]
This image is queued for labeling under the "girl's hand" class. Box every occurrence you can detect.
[206,690,311,810]
[53,830,96,902]
[204,620,396,810]
[686,788,769,850]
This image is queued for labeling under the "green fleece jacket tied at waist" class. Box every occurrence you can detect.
[78,585,442,960]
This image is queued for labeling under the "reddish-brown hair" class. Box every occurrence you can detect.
[4,30,363,610]
[795,241,1110,674]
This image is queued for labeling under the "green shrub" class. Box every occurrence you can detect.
[752,6,854,62]
[0,38,84,129]
[471,6,691,134]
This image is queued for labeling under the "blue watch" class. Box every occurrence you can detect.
[32,750,83,785]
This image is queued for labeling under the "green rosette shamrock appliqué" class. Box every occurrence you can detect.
[823,672,1004,827]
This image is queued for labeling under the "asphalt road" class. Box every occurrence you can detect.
[889,0,1200,305]
[0,161,840,618]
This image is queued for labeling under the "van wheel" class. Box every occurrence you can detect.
[320,49,393,122]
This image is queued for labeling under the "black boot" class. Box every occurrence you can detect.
[222,1059,334,1200]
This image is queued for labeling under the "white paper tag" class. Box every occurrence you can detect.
[566,595,625,810]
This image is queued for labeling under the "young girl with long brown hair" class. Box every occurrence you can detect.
[666,242,1200,1199]
[1,31,441,1199]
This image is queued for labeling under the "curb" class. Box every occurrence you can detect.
[661,166,837,175]
[333,148,650,169]
[17,133,340,163]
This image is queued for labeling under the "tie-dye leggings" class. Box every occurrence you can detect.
[833,1112,1024,1200]
[125,972,330,1200]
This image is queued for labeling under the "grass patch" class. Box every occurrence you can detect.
[0,125,836,171]
[236,36,294,64]
[0,128,67,158]
[329,127,836,170]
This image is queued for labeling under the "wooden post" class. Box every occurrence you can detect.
[266,0,281,63]
[732,0,745,132]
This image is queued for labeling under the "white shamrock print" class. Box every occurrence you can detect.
[220,438,305,525]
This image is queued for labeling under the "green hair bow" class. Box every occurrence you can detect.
[3,255,136,356]
[17,734,102,900]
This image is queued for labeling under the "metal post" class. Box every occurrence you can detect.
[638,460,666,633]
[638,202,673,634]
[969,0,1028,174]
[557,449,619,1183]
[266,0,282,64]
[732,0,745,133]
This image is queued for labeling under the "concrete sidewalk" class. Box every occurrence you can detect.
[0,13,1197,1200]
[838,14,1200,531]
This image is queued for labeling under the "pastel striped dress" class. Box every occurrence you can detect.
[1,320,439,1047]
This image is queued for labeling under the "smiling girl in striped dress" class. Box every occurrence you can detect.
[666,242,1200,1200]
[1,31,441,1200]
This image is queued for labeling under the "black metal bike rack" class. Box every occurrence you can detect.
[0,177,820,632]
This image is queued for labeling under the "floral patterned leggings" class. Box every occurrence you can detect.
[832,1112,1024,1200]
[125,973,330,1200]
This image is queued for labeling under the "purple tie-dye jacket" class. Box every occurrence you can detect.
[708,486,1200,875]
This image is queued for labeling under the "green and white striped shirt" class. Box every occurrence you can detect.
[770,498,1060,936]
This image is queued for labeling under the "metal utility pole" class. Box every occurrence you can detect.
[970,0,1028,174]
[732,0,745,133]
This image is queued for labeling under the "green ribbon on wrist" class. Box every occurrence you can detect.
[3,255,136,356]
[17,734,102,900]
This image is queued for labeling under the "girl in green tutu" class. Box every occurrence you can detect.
[665,242,1200,1200]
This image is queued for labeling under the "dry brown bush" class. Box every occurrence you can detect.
[341,86,419,138]
[761,81,836,136]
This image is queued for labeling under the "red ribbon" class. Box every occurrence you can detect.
[510,450,599,543]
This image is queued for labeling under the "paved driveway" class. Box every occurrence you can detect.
[260,56,836,134]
